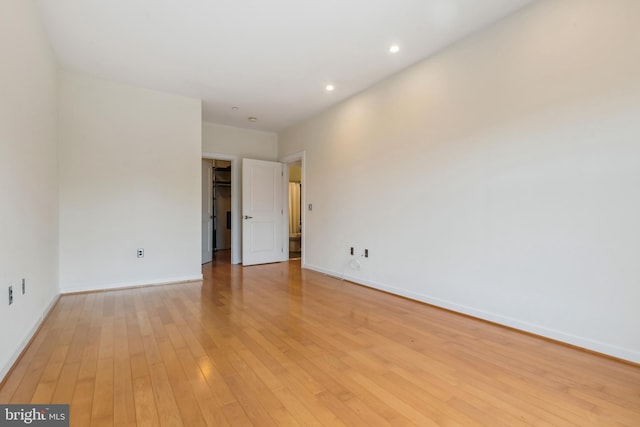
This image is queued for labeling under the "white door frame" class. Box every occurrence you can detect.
[280,151,306,267]
[202,152,241,265]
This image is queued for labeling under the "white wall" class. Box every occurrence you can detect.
[59,71,202,292]
[279,0,640,363]
[202,122,278,160]
[0,0,59,380]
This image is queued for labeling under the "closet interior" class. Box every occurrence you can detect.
[212,160,232,254]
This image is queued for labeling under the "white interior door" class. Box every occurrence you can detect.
[242,159,284,266]
[201,159,213,264]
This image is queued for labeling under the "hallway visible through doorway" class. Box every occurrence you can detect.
[288,162,302,259]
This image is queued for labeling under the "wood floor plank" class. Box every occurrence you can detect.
[51,362,81,404]
[133,375,160,427]
[225,341,302,426]
[10,327,61,403]
[156,338,207,427]
[31,343,70,403]
[1,254,639,426]
[174,348,232,427]
[194,354,237,407]
[71,379,95,427]
[148,362,183,427]
[113,357,137,427]
[90,357,114,427]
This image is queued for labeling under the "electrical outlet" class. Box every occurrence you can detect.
[22,278,25,294]
[8,286,13,305]
[364,249,369,258]
[350,247,354,256]
[137,248,144,258]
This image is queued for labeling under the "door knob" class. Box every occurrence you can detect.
[244,215,253,219]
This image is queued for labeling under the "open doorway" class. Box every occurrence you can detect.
[213,159,232,258]
[288,162,302,259]
[201,158,233,264]
[282,151,306,264]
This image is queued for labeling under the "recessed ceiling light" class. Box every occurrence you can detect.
[325,84,335,92]
[248,116,258,122]
[389,44,400,54]
[231,106,239,110]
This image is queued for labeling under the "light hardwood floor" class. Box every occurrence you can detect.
[1,253,639,426]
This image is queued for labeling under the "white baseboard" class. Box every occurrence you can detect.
[303,263,640,364]
[0,293,60,383]
[60,274,203,294]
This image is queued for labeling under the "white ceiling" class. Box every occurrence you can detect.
[35,0,534,132]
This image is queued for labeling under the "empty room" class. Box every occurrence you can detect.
[1,0,639,425]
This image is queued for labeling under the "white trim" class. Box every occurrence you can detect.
[302,263,640,364]
[60,274,203,294]
[280,151,306,266]
[0,293,59,382]
[202,152,241,264]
